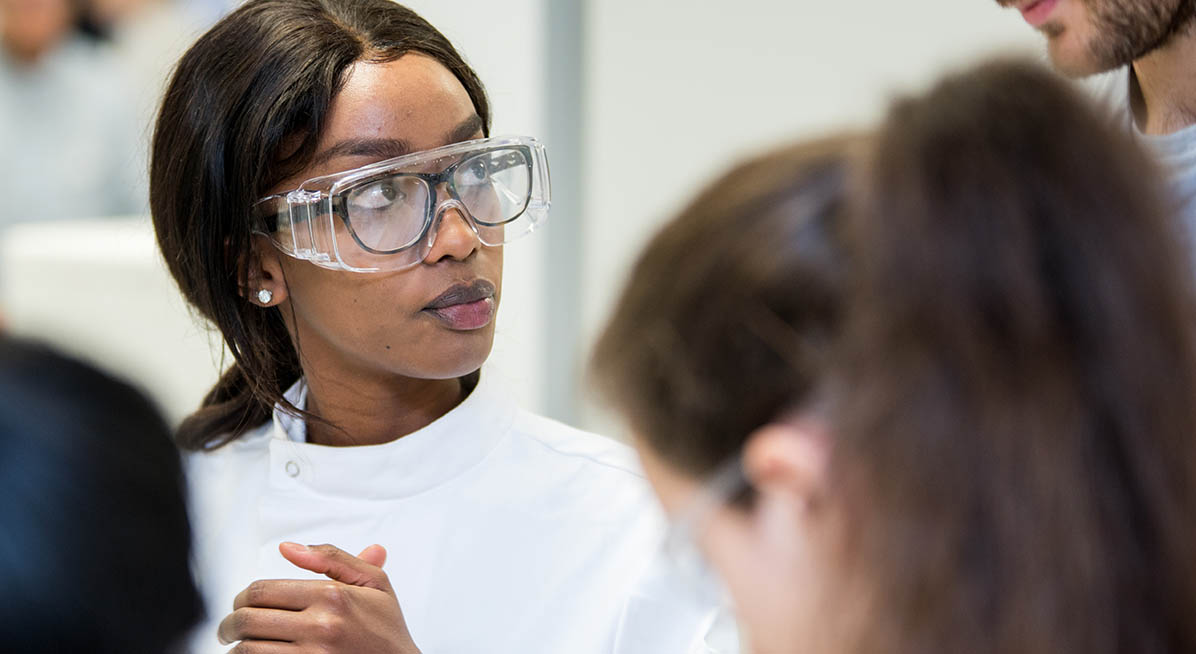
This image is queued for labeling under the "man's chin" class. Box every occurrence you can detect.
[1047,35,1118,77]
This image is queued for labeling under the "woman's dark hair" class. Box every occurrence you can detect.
[0,338,202,653]
[151,0,491,450]
[591,136,856,478]
[832,60,1196,654]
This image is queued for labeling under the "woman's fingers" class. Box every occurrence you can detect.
[227,640,301,654]
[217,606,304,645]
[225,545,415,652]
[233,579,336,611]
[279,542,394,594]
[357,543,388,568]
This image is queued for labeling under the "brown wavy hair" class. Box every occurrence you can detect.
[591,135,857,478]
[832,60,1196,654]
[151,0,490,450]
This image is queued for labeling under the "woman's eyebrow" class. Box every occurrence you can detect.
[311,138,411,167]
[310,115,484,167]
[446,115,484,143]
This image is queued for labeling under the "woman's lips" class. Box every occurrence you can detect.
[423,279,497,330]
[425,297,495,331]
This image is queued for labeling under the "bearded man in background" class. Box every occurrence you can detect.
[999,0,1196,262]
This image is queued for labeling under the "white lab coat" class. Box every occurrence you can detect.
[185,372,729,653]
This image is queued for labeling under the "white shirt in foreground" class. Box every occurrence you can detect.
[185,372,731,653]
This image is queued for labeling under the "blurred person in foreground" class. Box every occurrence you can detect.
[0,338,202,653]
[593,60,1196,654]
[0,0,143,224]
[995,0,1196,266]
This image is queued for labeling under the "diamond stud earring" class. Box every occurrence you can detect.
[257,289,273,305]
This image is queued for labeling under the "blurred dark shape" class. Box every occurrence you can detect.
[0,338,202,653]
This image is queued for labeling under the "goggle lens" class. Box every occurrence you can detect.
[344,175,430,252]
[343,147,533,254]
[452,148,532,226]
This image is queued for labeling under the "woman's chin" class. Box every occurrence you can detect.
[407,336,495,380]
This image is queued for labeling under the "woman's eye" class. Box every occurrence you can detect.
[351,181,403,210]
[465,159,490,183]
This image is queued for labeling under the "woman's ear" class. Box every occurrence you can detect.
[742,417,830,509]
[243,234,289,307]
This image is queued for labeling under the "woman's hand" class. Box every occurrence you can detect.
[218,542,421,653]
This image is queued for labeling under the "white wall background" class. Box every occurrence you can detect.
[407,0,1046,436]
[0,0,1047,434]
[576,0,1042,433]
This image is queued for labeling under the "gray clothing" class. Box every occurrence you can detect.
[0,37,145,225]
[1088,68,1196,271]
[1138,123,1196,262]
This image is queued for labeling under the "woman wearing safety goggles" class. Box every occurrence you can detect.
[150,1,724,653]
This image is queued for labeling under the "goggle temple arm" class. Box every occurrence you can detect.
[259,190,336,268]
[284,189,321,262]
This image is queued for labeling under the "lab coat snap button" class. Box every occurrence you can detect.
[285,461,300,477]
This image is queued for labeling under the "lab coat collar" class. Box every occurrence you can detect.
[266,371,514,499]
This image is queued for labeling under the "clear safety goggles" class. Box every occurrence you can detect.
[663,455,746,653]
[253,136,550,272]
[664,455,749,607]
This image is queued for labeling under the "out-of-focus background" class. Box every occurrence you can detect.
[0,0,1040,433]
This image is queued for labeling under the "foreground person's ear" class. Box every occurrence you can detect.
[742,418,830,510]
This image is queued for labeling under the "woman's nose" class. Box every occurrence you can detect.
[423,200,481,263]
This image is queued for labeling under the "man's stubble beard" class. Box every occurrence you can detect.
[1076,0,1196,74]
